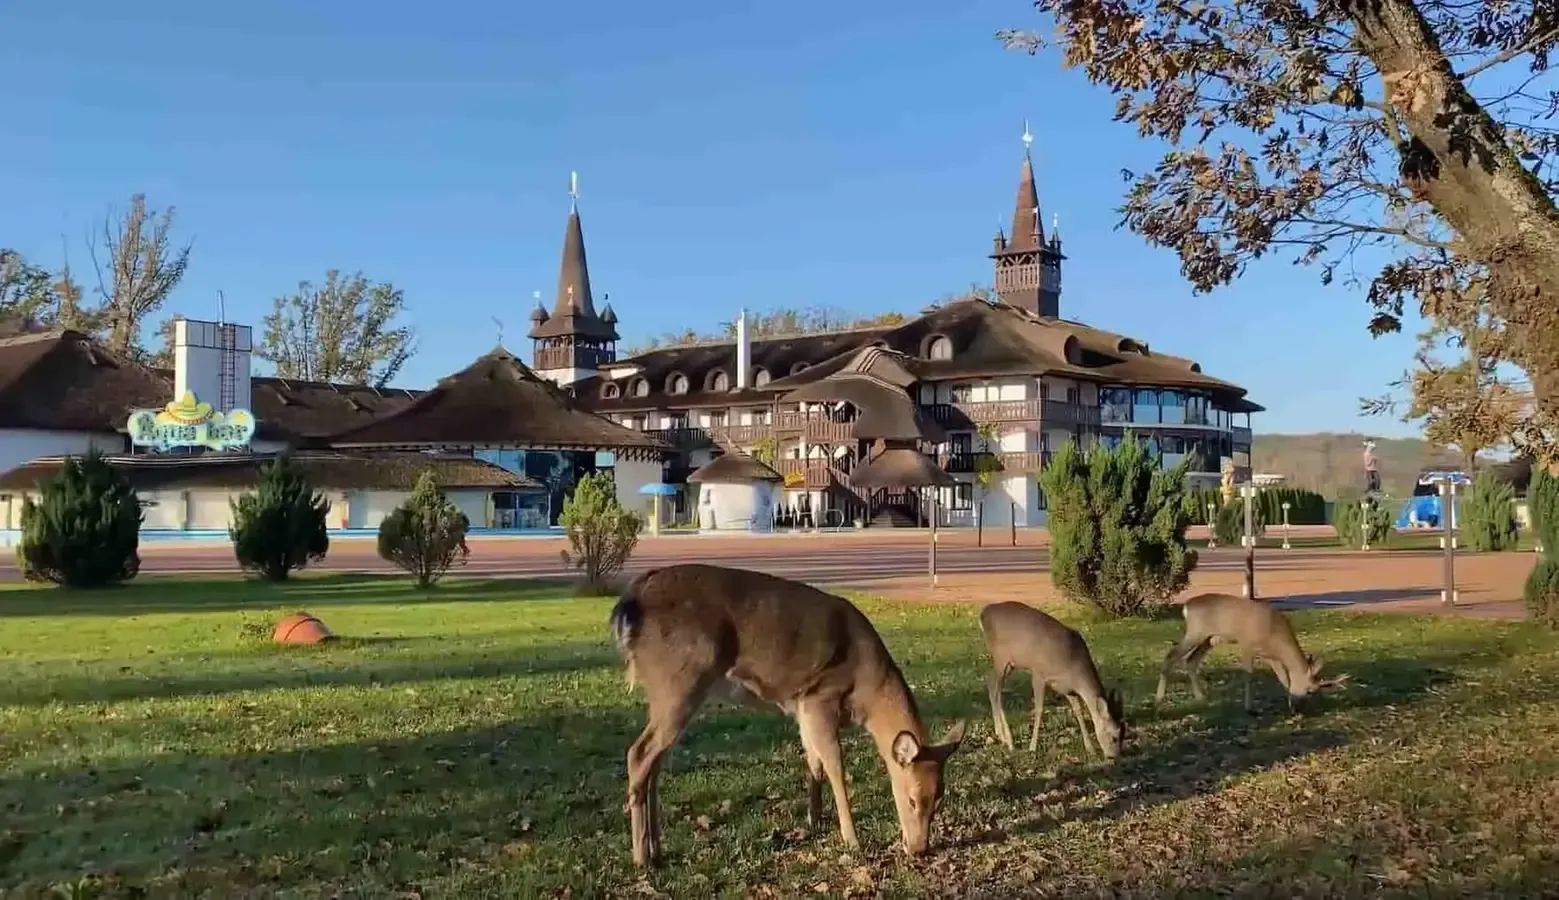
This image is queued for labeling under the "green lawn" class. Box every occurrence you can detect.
[3,576,1559,898]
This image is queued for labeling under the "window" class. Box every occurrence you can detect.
[668,412,689,430]
[790,362,810,376]
[753,368,771,387]
[1039,379,1051,400]
[630,416,647,430]
[709,370,730,392]
[630,378,649,398]
[708,410,728,427]
[926,336,954,360]
[1066,385,1080,405]
[1036,486,1048,510]
[951,482,974,510]
[1133,389,1160,424]
[1100,387,1132,423]
[601,382,621,399]
[949,383,973,404]
[668,373,689,395]
[1185,393,1207,426]
[951,433,973,457]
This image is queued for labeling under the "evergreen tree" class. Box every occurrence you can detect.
[377,470,471,588]
[1461,470,1517,552]
[17,449,142,587]
[559,471,641,594]
[1526,466,1559,628]
[229,455,330,581]
[1040,436,1197,618]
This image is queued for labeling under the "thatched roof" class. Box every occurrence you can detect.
[848,447,956,489]
[0,452,541,493]
[688,453,783,483]
[779,347,945,443]
[323,348,667,458]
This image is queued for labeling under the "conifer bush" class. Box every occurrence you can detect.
[1039,437,1196,618]
[1461,469,1517,552]
[559,470,641,594]
[229,455,330,582]
[1332,494,1393,549]
[17,449,142,587]
[1526,465,1559,628]
[378,471,471,588]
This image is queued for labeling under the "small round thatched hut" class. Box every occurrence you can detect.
[688,453,783,531]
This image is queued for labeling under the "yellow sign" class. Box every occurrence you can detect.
[783,470,805,488]
[128,391,256,452]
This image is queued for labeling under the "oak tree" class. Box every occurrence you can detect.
[1002,0,1559,461]
[89,194,191,358]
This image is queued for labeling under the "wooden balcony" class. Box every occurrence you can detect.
[708,423,771,446]
[938,451,1049,474]
[776,459,841,490]
[772,412,857,444]
[644,427,713,449]
[1040,399,1101,428]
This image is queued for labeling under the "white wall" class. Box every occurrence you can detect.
[175,319,253,413]
[188,490,237,530]
[536,366,595,387]
[613,457,664,513]
[448,489,490,529]
[0,430,122,477]
[696,481,777,531]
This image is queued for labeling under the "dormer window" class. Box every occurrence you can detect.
[789,362,810,376]
[925,335,954,361]
[630,377,650,398]
[601,382,622,399]
[753,368,771,388]
[708,369,730,392]
[667,373,689,395]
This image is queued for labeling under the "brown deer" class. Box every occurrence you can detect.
[1155,592,1351,711]
[609,564,967,868]
[979,602,1127,760]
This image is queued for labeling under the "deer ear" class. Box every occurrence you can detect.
[939,720,967,752]
[891,731,922,766]
[1309,655,1324,675]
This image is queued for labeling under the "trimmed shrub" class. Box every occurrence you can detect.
[1461,469,1518,552]
[1213,494,1268,546]
[17,449,142,587]
[378,471,471,588]
[229,455,330,582]
[1040,436,1197,618]
[560,470,642,594]
[1333,494,1393,549]
[1186,486,1327,528]
[1526,464,1559,627]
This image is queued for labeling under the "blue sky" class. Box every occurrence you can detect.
[0,0,1424,436]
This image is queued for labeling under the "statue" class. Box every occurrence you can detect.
[1220,459,1236,505]
[1363,439,1381,495]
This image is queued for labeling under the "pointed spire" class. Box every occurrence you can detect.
[529,175,618,342]
[1008,123,1044,250]
[1050,212,1062,247]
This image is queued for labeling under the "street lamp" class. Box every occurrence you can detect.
[1281,500,1291,550]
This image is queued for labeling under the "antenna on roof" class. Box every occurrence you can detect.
[492,316,504,344]
[569,171,579,211]
[217,290,226,325]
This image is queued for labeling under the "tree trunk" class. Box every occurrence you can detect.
[1345,0,1559,436]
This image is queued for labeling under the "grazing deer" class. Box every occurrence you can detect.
[978,602,1127,760]
[1155,592,1351,711]
[609,564,967,868]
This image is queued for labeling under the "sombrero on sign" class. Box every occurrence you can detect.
[162,391,213,425]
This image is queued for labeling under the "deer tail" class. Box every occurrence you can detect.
[608,569,659,692]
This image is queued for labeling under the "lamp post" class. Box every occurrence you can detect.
[1241,483,1256,599]
[1281,501,1291,550]
[1360,498,1372,551]
[1206,502,1218,548]
[1438,480,1458,606]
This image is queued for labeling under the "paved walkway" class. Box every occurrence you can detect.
[40,526,1534,620]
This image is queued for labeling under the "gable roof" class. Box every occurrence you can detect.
[324,346,666,457]
[779,346,946,443]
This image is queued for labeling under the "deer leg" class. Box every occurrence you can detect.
[987,664,1014,749]
[1239,654,1257,712]
[1156,637,1202,702]
[1183,640,1214,701]
[1027,675,1047,752]
[1064,693,1096,759]
[802,745,826,828]
[796,700,858,849]
[626,677,711,867]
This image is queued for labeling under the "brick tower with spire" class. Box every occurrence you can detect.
[529,172,619,385]
[991,124,1064,318]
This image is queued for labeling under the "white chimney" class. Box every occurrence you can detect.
[174,317,253,413]
[736,308,751,389]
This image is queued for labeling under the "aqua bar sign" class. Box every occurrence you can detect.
[127,391,257,452]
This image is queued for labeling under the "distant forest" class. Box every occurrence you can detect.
[1252,433,1466,499]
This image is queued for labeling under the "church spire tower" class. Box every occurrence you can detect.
[529,171,619,385]
[990,123,1064,317]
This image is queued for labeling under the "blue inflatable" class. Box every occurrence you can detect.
[1397,495,1443,529]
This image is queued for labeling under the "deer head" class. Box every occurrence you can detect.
[1291,654,1352,703]
[888,720,967,856]
[1096,687,1128,760]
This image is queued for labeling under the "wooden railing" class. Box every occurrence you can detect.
[776,459,845,490]
[708,423,770,446]
[644,427,712,449]
[1232,426,1253,446]
[937,451,1050,473]
[1040,399,1102,427]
